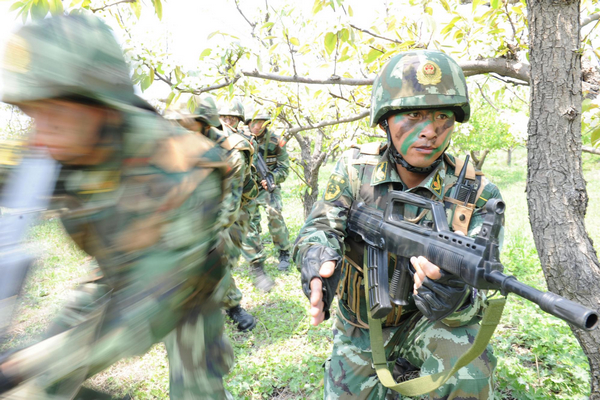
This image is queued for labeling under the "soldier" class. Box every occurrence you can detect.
[245,109,292,273]
[293,50,503,399]
[167,96,257,332]
[0,15,234,399]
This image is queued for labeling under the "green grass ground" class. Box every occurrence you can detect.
[3,146,600,399]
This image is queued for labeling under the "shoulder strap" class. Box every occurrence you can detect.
[365,269,506,397]
[358,141,386,155]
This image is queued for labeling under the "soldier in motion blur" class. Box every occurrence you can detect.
[0,15,234,399]
[244,109,292,276]
[167,96,258,332]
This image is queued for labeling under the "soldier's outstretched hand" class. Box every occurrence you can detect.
[309,261,336,326]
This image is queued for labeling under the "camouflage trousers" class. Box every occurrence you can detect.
[243,188,290,262]
[240,197,266,265]
[324,309,496,400]
[27,272,235,399]
[222,204,253,309]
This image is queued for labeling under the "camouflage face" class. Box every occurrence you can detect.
[387,109,455,168]
[218,99,245,120]
[370,50,470,127]
[244,108,271,125]
[249,119,269,136]
[1,15,148,110]
[220,115,241,129]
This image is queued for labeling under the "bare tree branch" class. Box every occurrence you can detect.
[91,0,135,13]
[461,58,530,83]
[287,111,369,134]
[350,24,402,44]
[242,69,373,85]
[583,145,600,155]
[242,58,531,86]
[582,13,600,28]
[475,82,500,112]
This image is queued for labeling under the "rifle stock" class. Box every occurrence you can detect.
[347,191,599,331]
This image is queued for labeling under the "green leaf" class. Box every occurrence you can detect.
[31,0,50,20]
[152,0,162,20]
[140,75,152,92]
[440,16,461,35]
[511,5,523,14]
[439,0,451,12]
[312,0,323,14]
[261,21,274,30]
[81,0,90,9]
[199,48,212,60]
[130,0,141,19]
[9,1,24,12]
[339,28,349,42]
[365,48,382,64]
[472,0,481,13]
[324,32,336,55]
[348,5,353,16]
[290,37,300,46]
[165,91,176,108]
[491,0,500,9]
[48,0,63,15]
[591,125,600,147]
[69,0,83,7]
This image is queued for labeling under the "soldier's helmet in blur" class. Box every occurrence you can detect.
[245,108,271,125]
[219,98,245,121]
[2,14,150,110]
[165,95,221,128]
[369,50,470,127]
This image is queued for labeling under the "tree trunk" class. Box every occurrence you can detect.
[293,132,325,219]
[527,1,600,397]
[507,147,512,166]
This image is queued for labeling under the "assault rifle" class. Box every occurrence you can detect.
[347,190,599,331]
[255,152,276,193]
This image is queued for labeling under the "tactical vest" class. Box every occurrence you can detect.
[257,129,283,169]
[337,142,491,329]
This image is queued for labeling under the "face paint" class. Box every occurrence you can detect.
[387,109,455,168]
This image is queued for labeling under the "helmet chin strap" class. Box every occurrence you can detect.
[381,119,443,175]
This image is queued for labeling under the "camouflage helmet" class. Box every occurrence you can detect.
[218,98,245,120]
[1,14,151,110]
[369,50,470,127]
[165,95,221,128]
[245,108,271,124]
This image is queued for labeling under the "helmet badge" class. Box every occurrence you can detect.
[417,61,442,86]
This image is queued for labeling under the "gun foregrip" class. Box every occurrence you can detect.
[367,246,392,319]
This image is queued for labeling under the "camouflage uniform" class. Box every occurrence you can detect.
[293,51,503,399]
[167,97,259,331]
[243,127,291,266]
[1,16,234,399]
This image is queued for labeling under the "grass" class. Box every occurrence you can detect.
[2,146,599,399]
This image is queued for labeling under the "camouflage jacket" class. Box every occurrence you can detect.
[293,142,503,328]
[254,128,290,185]
[207,126,257,224]
[1,108,231,336]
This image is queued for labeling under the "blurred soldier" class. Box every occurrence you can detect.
[293,50,502,399]
[0,15,235,399]
[168,96,257,332]
[245,110,292,273]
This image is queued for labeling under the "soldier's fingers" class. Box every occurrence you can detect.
[319,260,336,278]
[417,256,442,280]
[310,278,323,307]
[311,312,325,326]
[411,256,425,294]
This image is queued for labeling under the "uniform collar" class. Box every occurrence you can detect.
[371,148,447,201]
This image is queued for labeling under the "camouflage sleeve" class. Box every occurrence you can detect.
[442,177,504,327]
[240,150,258,204]
[272,139,290,184]
[220,149,245,228]
[292,150,355,265]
